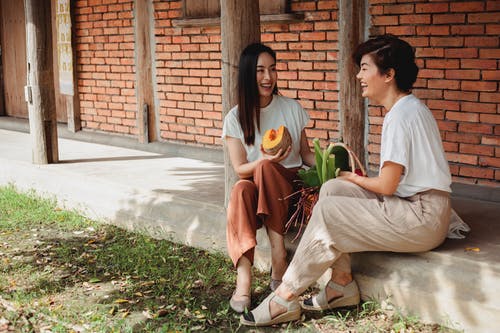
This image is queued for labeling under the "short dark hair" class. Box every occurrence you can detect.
[238,43,279,146]
[353,34,419,92]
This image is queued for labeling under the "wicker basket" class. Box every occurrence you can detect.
[284,142,366,241]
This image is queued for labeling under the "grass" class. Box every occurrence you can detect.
[0,185,462,332]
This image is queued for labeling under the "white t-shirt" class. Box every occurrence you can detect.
[380,94,451,197]
[222,95,309,168]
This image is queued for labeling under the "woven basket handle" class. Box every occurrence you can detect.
[332,142,367,176]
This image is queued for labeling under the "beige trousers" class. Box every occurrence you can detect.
[282,179,451,296]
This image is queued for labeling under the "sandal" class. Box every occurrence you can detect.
[300,280,360,311]
[230,292,251,313]
[240,292,301,326]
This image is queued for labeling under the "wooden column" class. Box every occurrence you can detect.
[221,0,260,206]
[25,0,58,164]
[135,0,156,143]
[338,0,366,166]
[67,0,81,132]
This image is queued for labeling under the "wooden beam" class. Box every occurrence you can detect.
[221,0,260,206]
[25,0,58,164]
[135,0,156,143]
[338,0,366,166]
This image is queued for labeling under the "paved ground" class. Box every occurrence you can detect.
[0,118,499,332]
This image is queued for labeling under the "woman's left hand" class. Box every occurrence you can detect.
[338,161,403,196]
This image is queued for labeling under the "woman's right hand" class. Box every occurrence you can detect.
[261,144,291,163]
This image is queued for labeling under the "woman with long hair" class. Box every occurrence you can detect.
[222,42,315,313]
[241,35,453,326]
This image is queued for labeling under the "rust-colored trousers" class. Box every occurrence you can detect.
[226,159,299,267]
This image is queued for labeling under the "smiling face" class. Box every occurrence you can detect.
[256,52,277,107]
[356,54,389,104]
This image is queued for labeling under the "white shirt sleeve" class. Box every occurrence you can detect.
[380,115,410,173]
[222,107,243,140]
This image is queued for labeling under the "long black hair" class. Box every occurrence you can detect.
[353,34,419,92]
[238,43,279,146]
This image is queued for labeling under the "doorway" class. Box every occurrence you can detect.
[0,0,27,118]
[0,0,67,122]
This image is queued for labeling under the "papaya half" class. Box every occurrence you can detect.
[262,125,292,155]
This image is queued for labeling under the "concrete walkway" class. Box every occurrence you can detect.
[0,120,499,332]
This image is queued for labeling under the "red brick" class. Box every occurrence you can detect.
[450,2,485,12]
[458,123,494,134]
[416,3,449,13]
[427,79,460,90]
[314,21,337,31]
[430,37,464,47]
[416,47,444,58]
[444,90,479,102]
[480,114,500,125]
[469,12,500,23]
[464,36,498,47]
[459,166,494,178]
[480,92,500,103]
[444,48,478,58]
[442,141,459,152]
[480,49,500,59]
[419,69,445,79]
[426,59,459,69]
[486,24,500,35]
[462,81,497,92]
[446,132,481,144]
[460,143,495,156]
[445,70,480,80]
[446,111,479,122]
[372,15,399,26]
[446,152,478,165]
[432,13,466,24]
[461,101,497,114]
[300,32,326,41]
[301,52,326,61]
[451,24,485,35]
[417,26,450,36]
[428,99,460,111]
[461,59,497,69]
[482,136,500,146]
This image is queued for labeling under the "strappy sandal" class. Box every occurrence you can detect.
[229,292,251,313]
[300,280,360,311]
[240,292,301,326]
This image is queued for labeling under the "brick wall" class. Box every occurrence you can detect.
[368,0,499,186]
[74,0,137,136]
[73,0,499,186]
[154,0,223,145]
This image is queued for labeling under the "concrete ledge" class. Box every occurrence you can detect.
[1,124,499,332]
[0,116,224,164]
[353,250,500,333]
[352,196,500,333]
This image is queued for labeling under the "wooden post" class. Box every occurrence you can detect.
[25,0,58,164]
[135,0,156,143]
[221,0,260,206]
[338,0,366,166]
[67,0,81,132]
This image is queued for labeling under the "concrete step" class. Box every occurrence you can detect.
[1,124,499,332]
